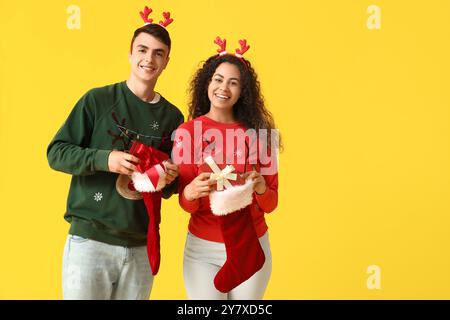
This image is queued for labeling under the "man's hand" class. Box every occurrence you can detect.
[164,160,179,185]
[108,150,140,175]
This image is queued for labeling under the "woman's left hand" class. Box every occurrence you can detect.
[244,171,267,195]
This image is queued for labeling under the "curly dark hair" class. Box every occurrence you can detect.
[188,54,283,151]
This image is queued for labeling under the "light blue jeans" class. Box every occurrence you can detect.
[62,234,153,300]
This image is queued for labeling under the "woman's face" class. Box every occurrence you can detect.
[207,62,242,112]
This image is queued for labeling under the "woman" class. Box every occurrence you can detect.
[173,37,281,299]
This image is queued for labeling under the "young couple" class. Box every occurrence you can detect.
[47,6,280,300]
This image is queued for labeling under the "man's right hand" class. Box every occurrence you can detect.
[108,150,140,175]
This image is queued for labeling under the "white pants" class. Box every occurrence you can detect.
[183,232,272,300]
[62,234,153,300]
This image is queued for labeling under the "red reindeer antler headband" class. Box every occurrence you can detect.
[214,36,250,61]
[235,39,250,58]
[214,37,227,56]
[139,5,173,28]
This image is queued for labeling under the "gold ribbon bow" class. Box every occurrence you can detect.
[204,155,237,191]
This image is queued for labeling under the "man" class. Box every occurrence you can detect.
[47,12,183,299]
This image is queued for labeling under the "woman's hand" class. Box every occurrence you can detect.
[183,172,215,201]
[244,171,267,195]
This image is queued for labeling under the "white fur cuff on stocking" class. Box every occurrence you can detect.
[131,164,167,192]
[209,179,254,216]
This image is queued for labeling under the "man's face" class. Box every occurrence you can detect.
[129,32,170,83]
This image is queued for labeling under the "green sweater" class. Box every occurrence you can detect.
[47,81,184,246]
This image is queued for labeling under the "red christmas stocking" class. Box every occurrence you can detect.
[214,205,266,293]
[129,140,168,276]
[142,191,162,276]
[206,176,266,293]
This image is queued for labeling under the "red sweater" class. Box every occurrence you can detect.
[173,115,278,243]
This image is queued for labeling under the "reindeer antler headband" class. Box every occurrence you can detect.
[214,36,250,59]
[139,5,173,28]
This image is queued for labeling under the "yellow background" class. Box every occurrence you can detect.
[1,0,449,299]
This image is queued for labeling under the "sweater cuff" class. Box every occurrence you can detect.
[255,187,270,203]
[180,190,200,213]
[94,149,111,172]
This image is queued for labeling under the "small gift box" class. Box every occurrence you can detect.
[129,140,169,193]
[198,154,254,216]
[197,154,247,190]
